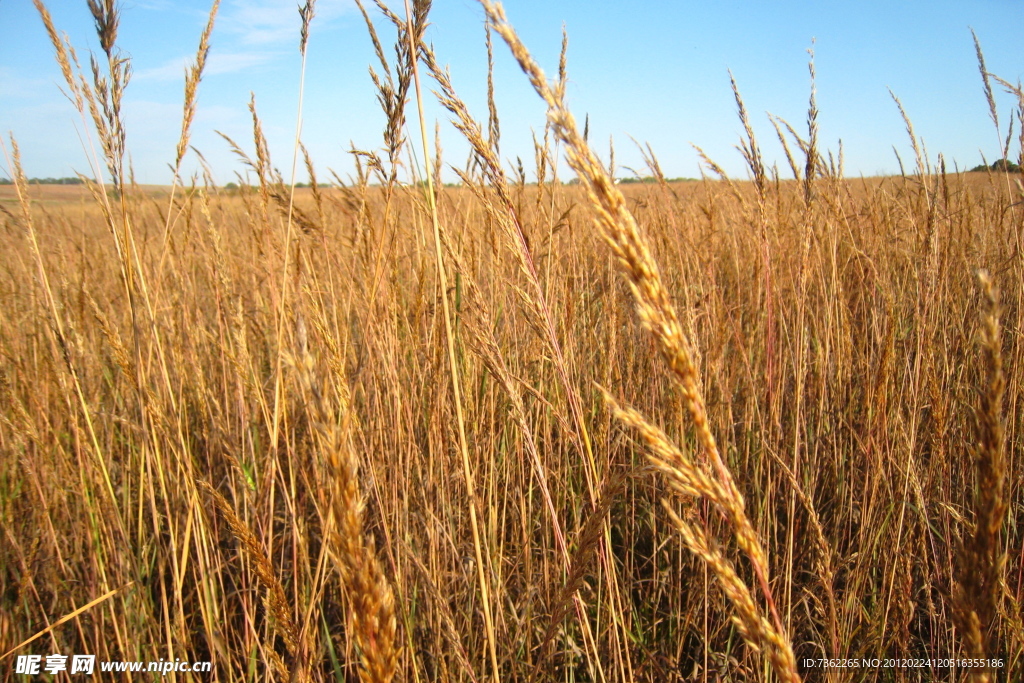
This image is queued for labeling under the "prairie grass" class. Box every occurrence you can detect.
[1,0,1022,681]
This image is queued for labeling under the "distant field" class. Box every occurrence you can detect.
[0,183,171,204]
[0,171,1010,206]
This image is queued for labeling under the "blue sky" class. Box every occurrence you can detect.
[1,0,1021,184]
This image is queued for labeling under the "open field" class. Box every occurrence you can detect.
[2,1,1023,682]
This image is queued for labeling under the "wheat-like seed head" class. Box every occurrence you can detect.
[479,3,801,679]
[199,481,303,673]
[952,270,1008,683]
[327,428,399,683]
[175,0,220,173]
[292,317,400,683]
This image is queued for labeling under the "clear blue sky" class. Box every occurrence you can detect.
[2,0,1021,184]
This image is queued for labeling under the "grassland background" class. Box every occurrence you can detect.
[1,1,1022,681]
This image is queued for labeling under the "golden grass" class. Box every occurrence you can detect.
[1,0,1022,681]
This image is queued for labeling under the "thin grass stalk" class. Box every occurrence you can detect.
[423,42,623,681]
[437,221,609,679]
[33,0,206,556]
[158,0,220,267]
[1,136,126,548]
[403,1,501,679]
[270,0,317,454]
[478,3,800,679]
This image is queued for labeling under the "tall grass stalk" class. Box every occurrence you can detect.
[403,0,501,679]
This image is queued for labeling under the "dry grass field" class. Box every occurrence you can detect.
[2,1,1022,681]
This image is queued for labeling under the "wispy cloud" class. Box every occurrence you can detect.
[132,0,354,82]
[207,50,281,75]
[0,67,54,100]
[132,56,192,82]
[133,0,177,10]
[123,99,242,135]
[134,50,280,82]
[222,0,355,47]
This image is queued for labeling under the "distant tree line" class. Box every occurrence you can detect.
[0,176,86,185]
[5,161,1018,189]
[615,176,697,184]
[563,176,696,185]
[970,158,1021,173]
[215,177,703,190]
[222,181,314,190]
